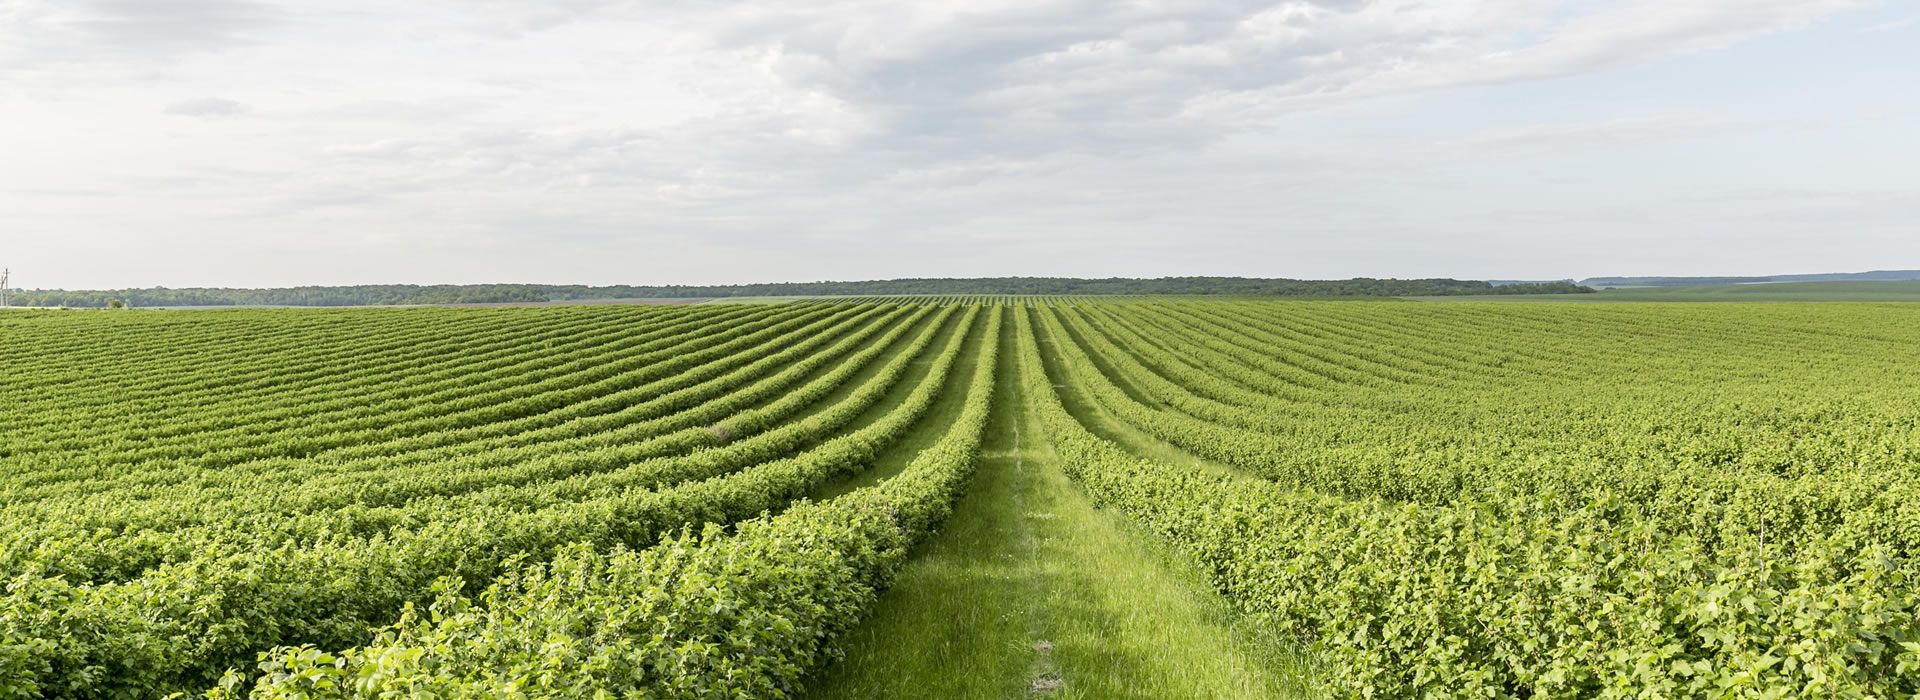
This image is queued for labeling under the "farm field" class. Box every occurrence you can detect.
[1410,279,1920,302]
[2,299,1918,698]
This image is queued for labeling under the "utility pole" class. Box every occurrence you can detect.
[1,268,10,309]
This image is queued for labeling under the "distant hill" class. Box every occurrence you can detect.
[11,276,1594,308]
[1580,270,1920,287]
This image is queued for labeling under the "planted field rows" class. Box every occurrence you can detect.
[1,299,1915,697]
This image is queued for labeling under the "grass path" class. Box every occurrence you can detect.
[805,312,1313,699]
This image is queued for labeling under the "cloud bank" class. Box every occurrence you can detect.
[0,0,1912,288]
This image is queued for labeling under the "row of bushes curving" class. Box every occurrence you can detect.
[222,305,1004,698]
[0,306,964,697]
[1015,305,1920,697]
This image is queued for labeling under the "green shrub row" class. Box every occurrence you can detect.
[1015,306,1920,697]
[1040,303,1920,559]
[2,303,825,494]
[1,304,791,475]
[0,307,965,697]
[220,305,1003,698]
[0,304,793,473]
[0,305,919,584]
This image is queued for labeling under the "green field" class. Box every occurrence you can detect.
[1410,279,1920,302]
[3,299,1917,697]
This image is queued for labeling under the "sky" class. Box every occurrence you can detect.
[1,0,1916,289]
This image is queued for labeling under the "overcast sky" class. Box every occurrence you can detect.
[2,0,1915,289]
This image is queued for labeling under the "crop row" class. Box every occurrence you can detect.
[0,303,823,482]
[0,304,895,510]
[222,305,1005,698]
[1017,303,1920,697]
[1040,302,1920,558]
[0,304,973,697]
[0,305,930,585]
[0,305,763,445]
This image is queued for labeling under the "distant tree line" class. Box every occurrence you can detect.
[13,277,1593,308]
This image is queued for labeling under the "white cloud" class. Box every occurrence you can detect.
[0,0,281,69]
[164,97,250,116]
[1440,116,1742,154]
[0,0,1906,288]
[1180,0,1871,121]
[1863,15,1913,32]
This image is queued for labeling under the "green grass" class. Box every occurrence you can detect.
[804,313,1317,699]
[1408,280,1920,302]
